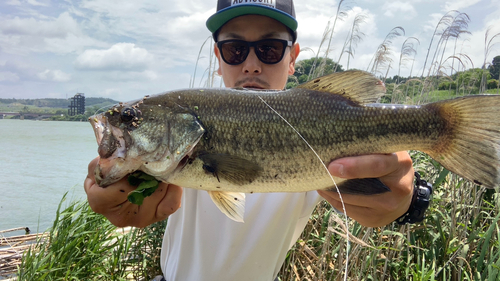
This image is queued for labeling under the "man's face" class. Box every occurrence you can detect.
[214,15,300,90]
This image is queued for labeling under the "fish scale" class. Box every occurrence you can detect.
[155,89,451,191]
[89,70,500,222]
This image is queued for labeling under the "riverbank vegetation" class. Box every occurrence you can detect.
[8,3,500,281]
[0,97,118,121]
[13,163,500,280]
[15,194,166,280]
[279,152,500,280]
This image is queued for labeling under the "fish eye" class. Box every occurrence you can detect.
[121,107,136,122]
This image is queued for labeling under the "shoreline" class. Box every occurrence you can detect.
[0,227,45,279]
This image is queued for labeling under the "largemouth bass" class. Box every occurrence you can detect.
[90,70,500,222]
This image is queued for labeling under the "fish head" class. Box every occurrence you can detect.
[89,95,205,187]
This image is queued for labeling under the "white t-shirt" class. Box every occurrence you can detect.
[160,188,322,281]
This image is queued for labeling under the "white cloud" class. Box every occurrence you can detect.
[37,69,71,82]
[0,11,103,55]
[483,3,500,32]
[0,71,20,82]
[422,13,446,33]
[383,1,417,19]
[1,12,79,38]
[44,34,107,55]
[459,25,500,70]
[5,0,21,5]
[75,43,153,71]
[297,5,377,61]
[27,0,48,7]
[101,70,158,82]
[99,88,123,97]
[444,0,481,11]
[1,0,498,100]
[0,60,40,81]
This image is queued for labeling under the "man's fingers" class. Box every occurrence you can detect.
[157,183,183,220]
[84,156,182,228]
[318,189,411,227]
[326,196,385,226]
[86,176,135,212]
[318,190,378,209]
[84,157,99,195]
[321,151,415,227]
[87,157,99,178]
[328,153,400,179]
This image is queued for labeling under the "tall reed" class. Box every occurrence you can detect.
[276,6,500,281]
[339,13,367,72]
[16,5,500,281]
[366,26,405,77]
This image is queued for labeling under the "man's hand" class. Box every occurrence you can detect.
[84,157,183,228]
[318,151,414,227]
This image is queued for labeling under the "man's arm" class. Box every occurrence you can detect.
[318,151,414,227]
[84,157,183,228]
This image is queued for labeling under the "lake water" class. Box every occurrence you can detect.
[0,119,97,235]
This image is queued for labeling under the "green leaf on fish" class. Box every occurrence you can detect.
[127,191,146,205]
[126,171,160,205]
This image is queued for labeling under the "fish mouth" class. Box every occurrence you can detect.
[89,115,126,159]
[89,115,106,147]
[89,114,130,186]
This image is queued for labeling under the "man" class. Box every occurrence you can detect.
[84,0,415,280]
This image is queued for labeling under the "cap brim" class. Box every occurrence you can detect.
[206,5,297,34]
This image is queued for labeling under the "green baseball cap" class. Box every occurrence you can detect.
[206,0,298,42]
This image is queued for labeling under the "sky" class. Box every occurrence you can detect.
[0,0,499,101]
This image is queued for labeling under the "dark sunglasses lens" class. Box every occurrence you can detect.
[220,41,249,65]
[255,40,285,64]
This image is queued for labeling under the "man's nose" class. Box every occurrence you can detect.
[242,47,262,74]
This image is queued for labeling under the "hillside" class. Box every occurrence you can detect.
[0,97,119,121]
[0,97,118,108]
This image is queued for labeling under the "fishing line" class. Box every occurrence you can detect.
[257,95,351,280]
[93,103,119,115]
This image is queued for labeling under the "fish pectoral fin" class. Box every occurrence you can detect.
[208,191,246,223]
[297,70,386,104]
[199,153,262,185]
[327,178,391,195]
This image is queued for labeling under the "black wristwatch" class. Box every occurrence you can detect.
[395,172,433,225]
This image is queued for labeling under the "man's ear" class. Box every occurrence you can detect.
[214,44,222,75]
[288,43,300,75]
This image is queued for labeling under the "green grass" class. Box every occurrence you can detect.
[0,98,118,120]
[416,88,500,103]
[383,83,500,105]
[14,5,500,280]
[17,194,166,280]
[18,171,499,281]
[278,152,500,280]
[0,103,60,114]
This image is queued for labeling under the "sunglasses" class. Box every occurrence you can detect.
[217,39,293,65]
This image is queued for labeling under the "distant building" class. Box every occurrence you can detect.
[68,93,85,116]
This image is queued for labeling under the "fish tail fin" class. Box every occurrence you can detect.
[426,95,500,188]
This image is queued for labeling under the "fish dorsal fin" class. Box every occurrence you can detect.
[297,70,386,104]
[208,191,246,222]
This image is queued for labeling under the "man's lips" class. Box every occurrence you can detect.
[241,83,264,89]
[234,77,270,89]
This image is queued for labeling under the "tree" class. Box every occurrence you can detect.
[456,68,491,93]
[489,55,500,80]
[287,58,344,88]
[487,79,499,89]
